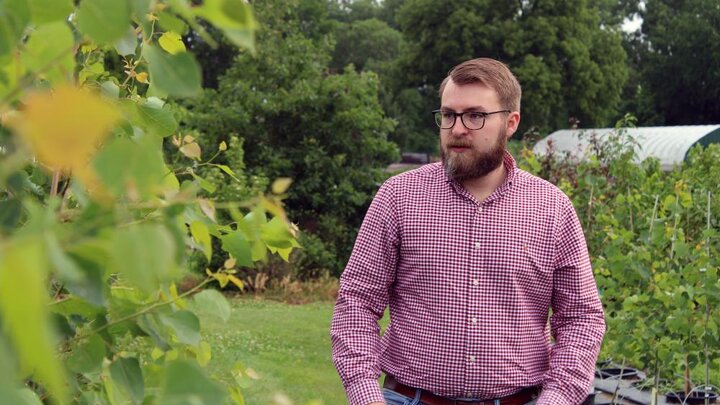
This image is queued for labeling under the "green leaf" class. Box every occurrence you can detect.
[158,31,186,54]
[0,332,17,385]
[674,240,689,259]
[134,97,178,137]
[27,0,72,24]
[194,0,256,52]
[260,217,294,249]
[251,240,267,262]
[160,310,201,346]
[191,172,217,194]
[220,231,253,267]
[143,45,202,98]
[109,357,144,405]
[49,296,103,319]
[0,198,22,232]
[110,224,176,294]
[93,137,167,198]
[76,0,130,44]
[192,289,231,323]
[0,0,30,57]
[216,164,239,179]
[24,21,74,84]
[0,237,67,402]
[161,360,227,405]
[114,26,139,56]
[0,387,43,405]
[100,80,120,98]
[67,334,105,374]
[157,11,188,35]
[65,243,111,306]
[190,221,212,262]
[45,233,85,283]
[137,313,170,350]
[129,0,151,19]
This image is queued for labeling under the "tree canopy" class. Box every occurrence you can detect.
[393,0,630,137]
[183,0,399,276]
[638,0,720,124]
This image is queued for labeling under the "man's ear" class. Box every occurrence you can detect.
[505,111,521,138]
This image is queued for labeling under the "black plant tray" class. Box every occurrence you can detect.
[595,367,641,379]
[666,390,718,404]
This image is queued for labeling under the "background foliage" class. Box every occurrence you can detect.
[517,124,720,392]
[1,0,719,401]
[0,0,299,403]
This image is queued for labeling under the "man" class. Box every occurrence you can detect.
[331,58,605,405]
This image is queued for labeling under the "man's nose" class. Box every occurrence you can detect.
[451,115,469,136]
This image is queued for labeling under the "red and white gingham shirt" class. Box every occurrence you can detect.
[331,152,605,405]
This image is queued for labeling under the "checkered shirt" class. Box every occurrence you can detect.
[331,152,605,405]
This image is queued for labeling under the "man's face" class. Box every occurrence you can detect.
[439,79,518,182]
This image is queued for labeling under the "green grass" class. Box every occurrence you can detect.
[200,297,345,405]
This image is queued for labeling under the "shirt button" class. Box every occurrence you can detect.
[465,392,473,398]
[471,317,478,324]
[469,355,476,363]
[474,241,482,249]
[477,206,483,213]
[472,279,479,286]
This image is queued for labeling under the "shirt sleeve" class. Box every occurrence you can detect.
[330,181,400,405]
[538,198,606,405]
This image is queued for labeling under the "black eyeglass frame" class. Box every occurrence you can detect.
[431,109,511,130]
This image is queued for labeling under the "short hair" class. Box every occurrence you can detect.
[439,58,521,112]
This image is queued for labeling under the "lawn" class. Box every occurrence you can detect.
[200,297,347,405]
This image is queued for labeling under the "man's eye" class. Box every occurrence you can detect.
[467,112,486,120]
[441,112,455,119]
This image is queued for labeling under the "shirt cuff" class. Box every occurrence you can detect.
[346,378,385,405]
[536,389,573,405]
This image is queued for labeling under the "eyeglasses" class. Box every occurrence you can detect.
[432,109,511,130]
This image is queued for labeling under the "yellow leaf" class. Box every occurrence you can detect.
[183,134,195,143]
[158,31,186,55]
[136,71,149,83]
[271,177,292,194]
[219,141,227,151]
[199,198,216,222]
[227,275,244,290]
[213,272,229,288]
[180,142,201,159]
[224,257,236,269]
[8,86,121,172]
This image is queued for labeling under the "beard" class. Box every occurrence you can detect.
[441,129,507,182]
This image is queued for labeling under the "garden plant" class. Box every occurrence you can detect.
[0,0,299,403]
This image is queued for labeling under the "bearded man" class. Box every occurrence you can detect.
[331,58,605,405]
